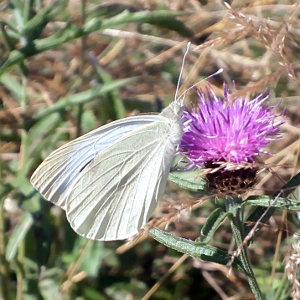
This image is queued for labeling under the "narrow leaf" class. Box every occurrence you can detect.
[243,195,300,211]
[197,209,230,244]
[6,212,33,261]
[0,10,187,74]
[21,4,53,40]
[149,228,247,274]
[0,73,23,100]
[33,77,136,122]
[168,171,207,192]
[245,172,300,236]
[89,56,126,119]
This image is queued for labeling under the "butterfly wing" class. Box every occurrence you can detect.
[30,115,165,209]
[65,119,179,241]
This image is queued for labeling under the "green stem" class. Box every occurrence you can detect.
[225,197,264,300]
[15,76,28,299]
[76,0,87,137]
[16,241,25,300]
[0,192,10,300]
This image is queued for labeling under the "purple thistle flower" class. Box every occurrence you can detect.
[180,84,284,170]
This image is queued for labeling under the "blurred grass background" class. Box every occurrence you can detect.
[0,0,300,299]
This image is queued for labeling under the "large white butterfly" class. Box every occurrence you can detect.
[30,44,192,241]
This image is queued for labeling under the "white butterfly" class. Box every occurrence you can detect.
[30,45,193,241]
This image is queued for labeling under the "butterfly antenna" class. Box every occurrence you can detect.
[174,42,191,102]
[177,68,224,103]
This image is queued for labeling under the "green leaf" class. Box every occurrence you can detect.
[80,241,104,277]
[39,278,63,300]
[244,172,300,237]
[11,114,65,186]
[21,2,62,41]
[168,170,207,192]
[196,208,230,244]
[83,287,108,300]
[90,58,126,120]
[0,73,23,100]
[0,10,188,74]
[88,3,139,19]
[38,274,64,300]
[243,195,300,211]
[27,113,63,152]
[24,212,54,267]
[146,14,193,38]
[149,228,248,274]
[33,77,136,122]
[13,174,34,196]
[6,212,33,261]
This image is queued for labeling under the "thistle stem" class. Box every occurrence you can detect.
[225,197,265,300]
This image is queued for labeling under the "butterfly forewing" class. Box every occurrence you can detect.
[30,115,167,209]
[65,120,177,241]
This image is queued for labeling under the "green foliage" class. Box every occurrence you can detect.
[1,1,299,299]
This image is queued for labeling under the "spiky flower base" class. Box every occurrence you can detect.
[205,161,258,195]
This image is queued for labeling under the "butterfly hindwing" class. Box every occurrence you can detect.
[65,120,176,241]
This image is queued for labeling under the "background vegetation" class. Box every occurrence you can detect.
[0,0,300,299]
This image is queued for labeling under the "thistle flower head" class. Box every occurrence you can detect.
[180,84,284,194]
[180,84,283,168]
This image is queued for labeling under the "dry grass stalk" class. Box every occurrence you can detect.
[286,233,300,300]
